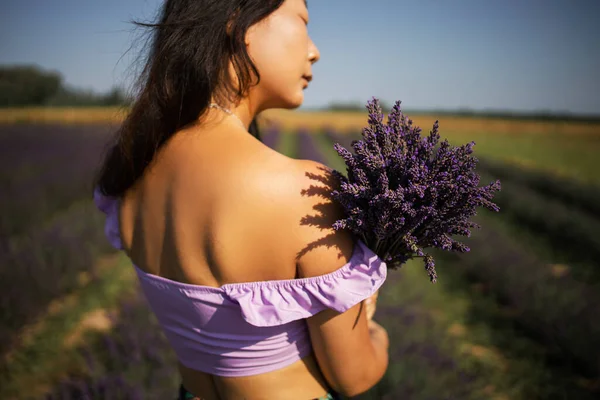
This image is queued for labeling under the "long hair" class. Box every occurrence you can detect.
[94,0,285,197]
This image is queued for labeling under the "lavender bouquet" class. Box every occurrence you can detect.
[330,98,501,282]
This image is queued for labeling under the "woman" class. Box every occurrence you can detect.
[93,0,389,398]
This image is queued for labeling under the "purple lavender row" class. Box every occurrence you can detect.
[1,126,110,237]
[444,222,600,378]
[478,170,600,280]
[44,374,143,400]
[0,202,113,358]
[44,291,180,399]
[322,125,360,153]
[260,122,282,150]
[2,166,98,238]
[42,288,477,399]
[0,124,113,175]
[373,305,478,399]
[477,157,600,218]
[326,264,483,398]
[38,124,479,400]
[362,260,593,399]
[295,127,328,164]
[325,126,600,398]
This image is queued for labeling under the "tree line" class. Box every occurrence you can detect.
[0,64,131,107]
[2,64,597,123]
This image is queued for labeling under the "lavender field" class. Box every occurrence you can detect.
[2,121,600,399]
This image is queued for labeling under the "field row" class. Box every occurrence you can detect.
[2,123,599,399]
[2,107,599,135]
[314,129,600,397]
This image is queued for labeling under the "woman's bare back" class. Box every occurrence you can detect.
[117,124,332,399]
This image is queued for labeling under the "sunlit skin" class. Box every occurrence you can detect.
[117,1,343,399]
[204,0,320,133]
[177,3,326,398]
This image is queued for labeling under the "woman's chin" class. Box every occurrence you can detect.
[290,90,306,108]
[264,89,305,110]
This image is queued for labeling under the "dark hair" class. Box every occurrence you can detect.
[95,0,285,197]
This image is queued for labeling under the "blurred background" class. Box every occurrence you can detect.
[1,0,599,399]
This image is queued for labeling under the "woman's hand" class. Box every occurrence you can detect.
[364,290,379,321]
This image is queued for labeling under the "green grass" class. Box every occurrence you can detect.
[312,131,599,399]
[1,253,135,399]
[7,125,598,398]
[378,259,595,399]
[311,132,347,173]
[278,131,299,159]
[328,128,600,185]
[445,130,600,185]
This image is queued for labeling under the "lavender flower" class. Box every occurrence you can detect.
[330,97,501,282]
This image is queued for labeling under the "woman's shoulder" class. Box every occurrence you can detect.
[217,137,310,197]
[232,155,334,210]
[165,128,334,218]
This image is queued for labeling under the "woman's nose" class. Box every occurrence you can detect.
[308,38,320,64]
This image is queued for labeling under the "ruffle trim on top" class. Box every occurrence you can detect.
[223,240,387,327]
[93,186,388,328]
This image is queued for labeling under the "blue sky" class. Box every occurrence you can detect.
[2,0,599,114]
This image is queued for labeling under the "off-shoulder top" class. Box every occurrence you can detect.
[93,187,387,377]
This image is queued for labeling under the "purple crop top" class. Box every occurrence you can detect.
[94,187,387,377]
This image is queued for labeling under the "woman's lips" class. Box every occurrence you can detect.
[302,75,312,88]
